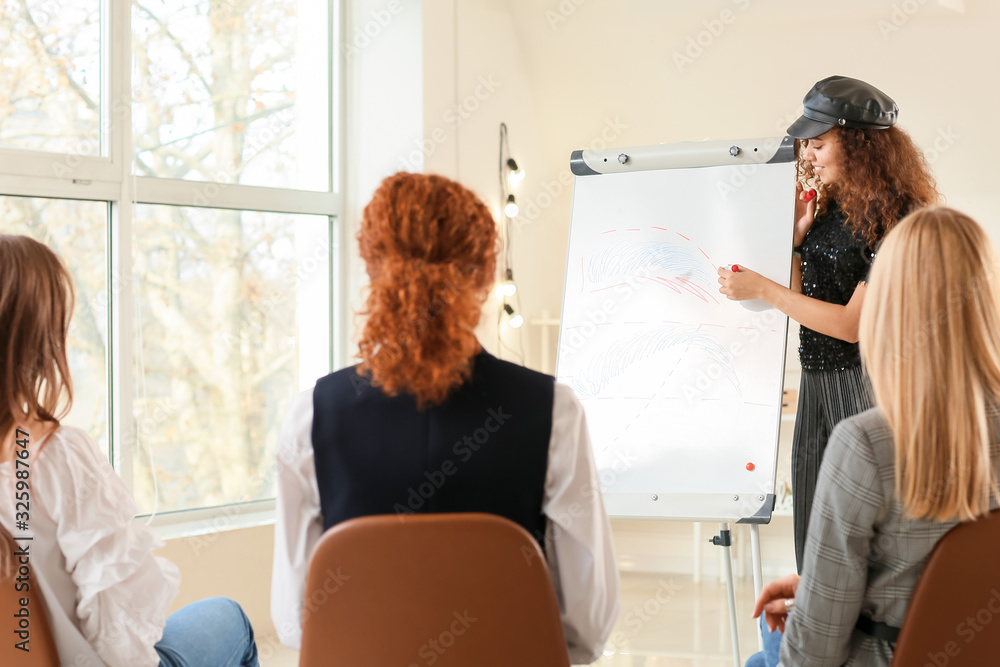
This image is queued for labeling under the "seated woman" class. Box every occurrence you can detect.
[0,234,259,667]
[745,206,1000,666]
[271,172,620,664]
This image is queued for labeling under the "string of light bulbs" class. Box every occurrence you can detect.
[497,122,526,363]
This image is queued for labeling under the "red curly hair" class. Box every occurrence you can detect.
[796,126,940,247]
[356,173,499,408]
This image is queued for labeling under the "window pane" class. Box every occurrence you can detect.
[133,205,330,513]
[0,197,109,451]
[132,1,330,191]
[0,1,102,155]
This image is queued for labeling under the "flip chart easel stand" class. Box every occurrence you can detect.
[710,523,766,666]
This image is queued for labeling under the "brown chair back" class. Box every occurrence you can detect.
[298,512,570,667]
[892,508,1000,666]
[0,533,60,665]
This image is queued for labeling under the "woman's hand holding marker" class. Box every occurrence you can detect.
[794,182,818,247]
[720,183,816,301]
[718,263,767,301]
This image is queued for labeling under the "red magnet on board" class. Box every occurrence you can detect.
[731,264,739,272]
[746,462,755,471]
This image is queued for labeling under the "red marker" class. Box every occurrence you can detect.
[731,264,739,272]
[746,462,755,472]
[805,189,817,202]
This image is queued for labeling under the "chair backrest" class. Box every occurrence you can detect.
[299,512,571,667]
[891,508,1000,666]
[0,534,60,666]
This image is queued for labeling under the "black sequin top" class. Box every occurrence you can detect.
[798,201,877,371]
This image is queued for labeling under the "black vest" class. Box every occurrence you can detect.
[311,350,554,547]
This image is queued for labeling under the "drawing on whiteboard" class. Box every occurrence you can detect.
[555,150,796,519]
[585,240,720,304]
[570,325,740,399]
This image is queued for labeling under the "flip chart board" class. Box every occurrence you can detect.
[556,137,795,522]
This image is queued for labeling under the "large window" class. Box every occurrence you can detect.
[0,1,103,155]
[132,0,330,190]
[0,1,341,523]
[132,206,329,513]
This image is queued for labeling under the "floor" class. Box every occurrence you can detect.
[257,572,764,667]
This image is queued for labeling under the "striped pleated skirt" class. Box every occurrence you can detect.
[791,365,875,572]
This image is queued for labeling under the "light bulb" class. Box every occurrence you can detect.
[504,194,519,218]
[502,268,517,296]
[507,158,525,187]
[503,303,523,328]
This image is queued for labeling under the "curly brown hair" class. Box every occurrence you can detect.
[796,126,940,247]
[356,173,499,408]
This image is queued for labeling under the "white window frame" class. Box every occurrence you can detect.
[0,0,346,537]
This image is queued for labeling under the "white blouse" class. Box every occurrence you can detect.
[0,426,180,667]
[271,381,621,664]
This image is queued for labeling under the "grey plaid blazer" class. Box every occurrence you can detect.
[779,405,1000,666]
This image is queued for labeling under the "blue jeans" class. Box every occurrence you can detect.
[155,597,259,667]
[744,615,782,667]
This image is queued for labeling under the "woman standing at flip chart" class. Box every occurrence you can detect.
[717,76,939,571]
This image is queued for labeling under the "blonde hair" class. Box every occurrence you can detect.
[0,235,74,574]
[860,207,1000,521]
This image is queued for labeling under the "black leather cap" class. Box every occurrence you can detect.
[787,76,898,139]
